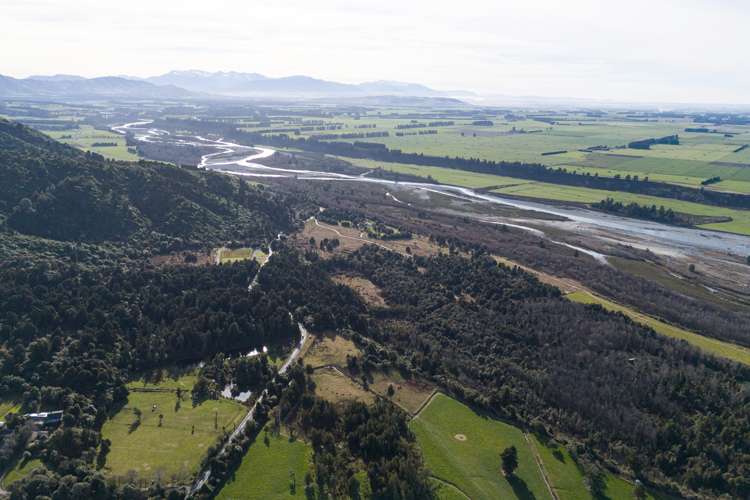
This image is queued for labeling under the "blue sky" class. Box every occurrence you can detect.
[2,0,748,104]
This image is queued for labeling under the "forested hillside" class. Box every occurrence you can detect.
[1,121,749,499]
[0,119,293,253]
[318,247,750,498]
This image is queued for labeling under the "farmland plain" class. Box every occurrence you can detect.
[47,125,138,161]
[341,155,750,235]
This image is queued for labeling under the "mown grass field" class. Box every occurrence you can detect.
[412,393,662,500]
[410,393,549,500]
[1,459,43,488]
[47,125,138,161]
[216,425,313,500]
[568,290,750,365]
[101,374,246,484]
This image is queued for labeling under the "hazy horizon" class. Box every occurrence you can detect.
[3,0,749,106]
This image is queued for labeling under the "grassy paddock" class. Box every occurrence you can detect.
[101,374,246,484]
[216,425,313,500]
[410,393,549,500]
[412,393,663,500]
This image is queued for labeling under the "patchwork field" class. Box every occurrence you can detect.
[47,125,138,161]
[101,373,246,484]
[568,290,750,366]
[339,157,750,235]
[216,425,313,500]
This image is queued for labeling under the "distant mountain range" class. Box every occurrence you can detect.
[133,70,472,98]
[0,70,473,101]
[0,74,192,99]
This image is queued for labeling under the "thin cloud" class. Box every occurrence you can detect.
[1,0,748,104]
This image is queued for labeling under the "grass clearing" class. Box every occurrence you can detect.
[217,247,268,265]
[369,370,434,415]
[1,459,44,488]
[0,401,21,421]
[332,274,387,307]
[410,393,549,500]
[294,218,443,258]
[304,334,362,368]
[311,367,374,406]
[102,373,246,484]
[412,393,662,500]
[216,425,313,500]
[568,290,750,365]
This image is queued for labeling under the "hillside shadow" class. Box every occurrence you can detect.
[507,475,536,500]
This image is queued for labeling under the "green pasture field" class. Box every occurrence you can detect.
[568,291,750,366]
[101,373,246,484]
[339,155,750,235]
[337,156,535,189]
[412,393,662,500]
[410,393,549,500]
[712,179,750,194]
[47,125,138,161]
[321,119,695,163]
[308,113,750,194]
[215,425,313,500]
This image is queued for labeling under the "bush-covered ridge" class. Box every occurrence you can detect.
[0,119,293,249]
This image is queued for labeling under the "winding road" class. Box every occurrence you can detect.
[188,321,310,496]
